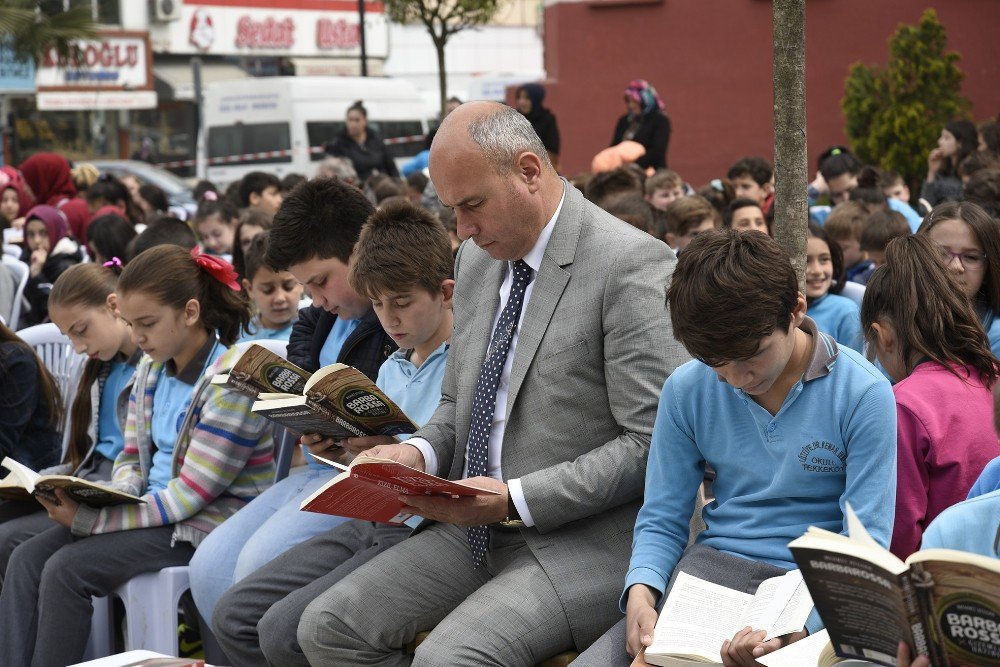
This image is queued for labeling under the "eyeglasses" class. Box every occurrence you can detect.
[938,247,987,270]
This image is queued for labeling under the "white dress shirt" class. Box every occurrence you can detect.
[408,187,566,527]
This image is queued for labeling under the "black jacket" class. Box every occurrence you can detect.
[287,306,397,381]
[611,110,672,170]
[324,131,399,181]
[21,239,83,327]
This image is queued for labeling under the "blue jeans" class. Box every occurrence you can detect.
[189,468,348,622]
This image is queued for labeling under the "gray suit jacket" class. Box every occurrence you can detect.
[415,182,689,648]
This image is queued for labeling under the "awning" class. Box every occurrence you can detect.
[154,62,248,102]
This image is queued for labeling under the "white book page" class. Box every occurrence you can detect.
[845,501,881,550]
[756,628,830,667]
[0,457,39,492]
[737,569,812,641]
[767,577,814,639]
[647,571,753,662]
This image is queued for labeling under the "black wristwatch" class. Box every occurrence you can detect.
[500,494,525,528]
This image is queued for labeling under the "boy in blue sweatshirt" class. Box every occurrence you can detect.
[579,229,898,667]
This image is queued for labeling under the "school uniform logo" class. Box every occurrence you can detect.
[797,440,846,473]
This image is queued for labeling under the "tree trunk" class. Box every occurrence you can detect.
[772,0,808,290]
[434,33,448,116]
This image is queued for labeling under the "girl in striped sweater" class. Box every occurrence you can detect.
[0,245,275,667]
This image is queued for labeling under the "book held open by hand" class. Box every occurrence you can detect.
[641,568,813,666]
[0,457,144,507]
[299,453,499,525]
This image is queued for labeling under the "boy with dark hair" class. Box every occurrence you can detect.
[664,195,717,251]
[578,229,897,666]
[125,216,197,261]
[188,176,397,627]
[604,192,655,233]
[818,151,862,205]
[584,166,642,207]
[644,169,685,211]
[722,197,769,234]
[237,171,283,215]
[726,157,774,214]
[211,200,457,666]
[879,170,911,205]
[824,201,875,284]
[860,210,910,268]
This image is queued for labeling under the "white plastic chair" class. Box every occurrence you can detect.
[18,323,88,459]
[839,280,866,308]
[2,254,30,331]
[2,244,21,259]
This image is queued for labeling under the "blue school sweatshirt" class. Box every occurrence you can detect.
[624,319,897,623]
[808,293,862,353]
[969,458,1000,499]
[921,490,1000,558]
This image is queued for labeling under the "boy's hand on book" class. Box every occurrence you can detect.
[625,584,658,657]
[35,488,80,528]
[721,627,807,666]
[340,435,399,455]
[897,641,930,667]
[399,476,508,526]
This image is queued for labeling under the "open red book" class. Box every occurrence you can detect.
[300,453,500,525]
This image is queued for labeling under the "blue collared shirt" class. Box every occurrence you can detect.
[94,360,136,462]
[624,319,897,631]
[808,292,862,353]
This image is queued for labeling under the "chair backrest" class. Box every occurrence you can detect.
[18,323,89,456]
[839,280,866,308]
[2,244,21,259]
[2,255,29,331]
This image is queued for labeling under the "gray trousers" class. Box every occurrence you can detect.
[212,519,411,667]
[0,524,194,667]
[297,521,577,667]
[573,543,787,666]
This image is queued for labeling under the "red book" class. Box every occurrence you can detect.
[300,454,499,525]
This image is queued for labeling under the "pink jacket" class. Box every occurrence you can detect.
[890,362,1000,558]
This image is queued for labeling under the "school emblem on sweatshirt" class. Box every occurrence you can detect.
[797,440,846,473]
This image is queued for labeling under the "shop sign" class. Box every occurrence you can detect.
[316,18,360,50]
[37,31,153,92]
[235,16,296,49]
[0,43,35,93]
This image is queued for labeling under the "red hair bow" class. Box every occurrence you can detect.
[191,247,241,291]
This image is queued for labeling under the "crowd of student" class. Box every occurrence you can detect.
[0,99,994,667]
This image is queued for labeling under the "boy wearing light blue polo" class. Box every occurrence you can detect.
[578,229,897,667]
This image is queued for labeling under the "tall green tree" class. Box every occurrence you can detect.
[0,0,98,64]
[842,9,970,191]
[384,0,505,115]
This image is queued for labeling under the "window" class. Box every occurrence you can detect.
[306,121,346,160]
[207,122,291,165]
[372,120,426,160]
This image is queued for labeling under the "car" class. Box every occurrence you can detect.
[87,159,197,219]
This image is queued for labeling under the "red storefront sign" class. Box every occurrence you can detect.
[234,16,295,49]
[316,18,360,50]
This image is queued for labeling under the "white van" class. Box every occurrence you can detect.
[199,77,431,186]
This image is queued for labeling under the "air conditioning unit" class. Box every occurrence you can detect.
[150,0,183,22]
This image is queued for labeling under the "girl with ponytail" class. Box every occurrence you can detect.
[861,234,1000,559]
[0,246,275,667]
[0,262,140,574]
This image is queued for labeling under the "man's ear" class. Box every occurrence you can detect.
[790,293,808,329]
[183,298,202,328]
[516,151,544,191]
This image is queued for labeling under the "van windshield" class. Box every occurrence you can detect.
[306,120,425,162]
[207,122,292,164]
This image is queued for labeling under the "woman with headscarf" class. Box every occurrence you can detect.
[611,79,672,171]
[18,153,92,245]
[515,83,561,171]
[20,205,83,327]
[0,166,34,231]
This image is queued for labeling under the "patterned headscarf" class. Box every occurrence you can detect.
[624,79,665,117]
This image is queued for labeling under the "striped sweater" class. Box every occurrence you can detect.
[71,346,275,547]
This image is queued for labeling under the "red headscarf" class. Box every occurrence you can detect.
[0,166,34,218]
[18,153,77,206]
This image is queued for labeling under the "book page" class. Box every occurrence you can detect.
[1,457,39,492]
[647,571,753,663]
[757,628,830,667]
[767,578,814,639]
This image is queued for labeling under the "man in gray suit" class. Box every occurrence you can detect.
[296,101,688,665]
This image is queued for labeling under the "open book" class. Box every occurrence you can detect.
[786,504,1000,666]
[0,457,144,507]
[251,363,418,439]
[211,342,310,398]
[642,568,813,666]
[299,453,499,525]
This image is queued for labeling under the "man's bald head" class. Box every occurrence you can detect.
[432,101,553,175]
